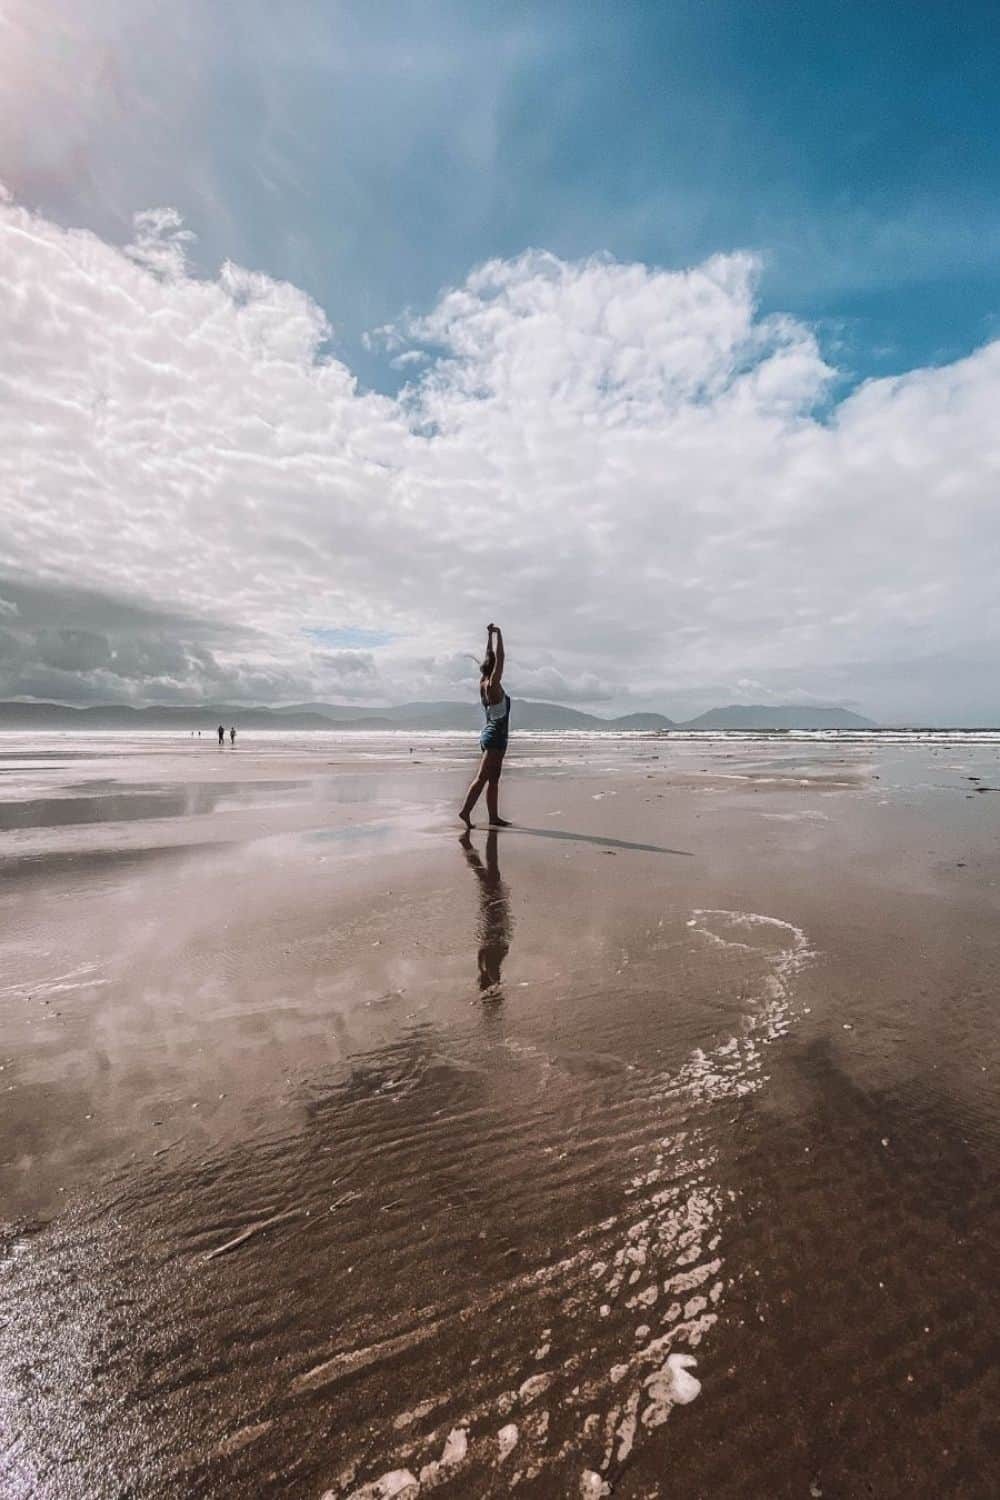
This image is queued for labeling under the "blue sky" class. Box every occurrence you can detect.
[2,1,999,721]
[306,627,395,649]
[8,1,999,393]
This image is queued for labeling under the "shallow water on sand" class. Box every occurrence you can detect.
[1,733,999,1497]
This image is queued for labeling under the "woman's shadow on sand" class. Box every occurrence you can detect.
[476,824,693,858]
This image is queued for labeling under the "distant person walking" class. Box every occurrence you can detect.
[229,726,236,745]
[460,623,511,828]
[218,724,225,746]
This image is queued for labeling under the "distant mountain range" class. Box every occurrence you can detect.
[681,705,876,730]
[0,699,876,731]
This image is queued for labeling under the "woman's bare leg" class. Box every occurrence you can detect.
[459,752,490,825]
[486,753,510,826]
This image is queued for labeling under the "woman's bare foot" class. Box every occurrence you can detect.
[489,816,512,827]
[459,810,473,828]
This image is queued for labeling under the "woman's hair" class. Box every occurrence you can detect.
[480,649,496,678]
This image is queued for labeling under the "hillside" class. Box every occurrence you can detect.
[682,705,876,730]
[0,699,677,732]
[0,699,877,731]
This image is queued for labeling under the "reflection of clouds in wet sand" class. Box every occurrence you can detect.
[319,909,812,1499]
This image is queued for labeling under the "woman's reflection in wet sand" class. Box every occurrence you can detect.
[459,829,511,999]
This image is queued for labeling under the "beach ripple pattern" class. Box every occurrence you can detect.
[317,909,812,1498]
[0,908,811,1499]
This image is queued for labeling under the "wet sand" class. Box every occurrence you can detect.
[1,731,999,1498]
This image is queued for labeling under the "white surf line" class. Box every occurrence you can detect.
[319,910,813,1499]
[0,961,108,1001]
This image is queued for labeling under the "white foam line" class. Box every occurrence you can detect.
[0,961,108,1000]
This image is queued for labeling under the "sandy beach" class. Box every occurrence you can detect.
[1,729,998,1498]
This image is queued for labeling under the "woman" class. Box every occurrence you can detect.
[459,623,511,828]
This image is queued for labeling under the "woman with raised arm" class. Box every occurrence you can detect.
[459,623,511,828]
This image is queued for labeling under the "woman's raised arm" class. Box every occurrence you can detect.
[489,624,505,689]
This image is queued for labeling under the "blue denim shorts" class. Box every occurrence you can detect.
[480,721,508,754]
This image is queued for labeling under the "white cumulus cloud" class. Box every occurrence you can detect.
[1,193,998,719]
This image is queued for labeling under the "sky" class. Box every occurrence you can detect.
[1,0,999,722]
